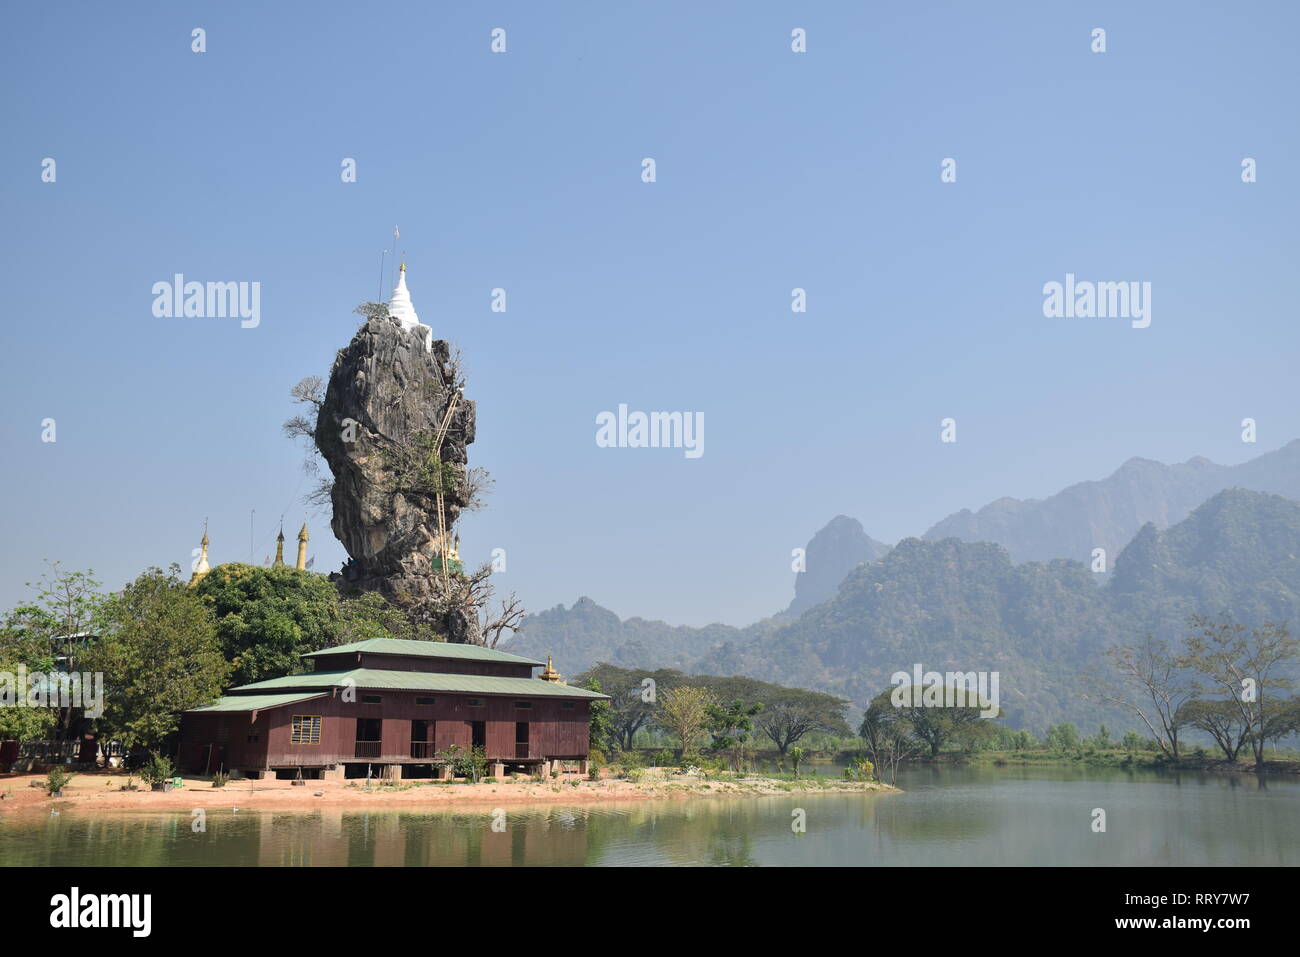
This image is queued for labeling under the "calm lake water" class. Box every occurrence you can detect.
[3,766,1296,866]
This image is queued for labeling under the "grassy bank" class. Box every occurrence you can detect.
[947,749,1300,774]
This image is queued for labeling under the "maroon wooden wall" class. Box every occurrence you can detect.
[181,691,591,770]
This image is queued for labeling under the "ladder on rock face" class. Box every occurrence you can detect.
[431,390,461,586]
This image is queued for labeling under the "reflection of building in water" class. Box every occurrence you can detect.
[250,808,590,867]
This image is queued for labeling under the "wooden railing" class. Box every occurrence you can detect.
[410,742,434,759]
[354,740,381,759]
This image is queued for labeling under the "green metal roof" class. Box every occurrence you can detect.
[185,692,328,714]
[301,637,544,667]
[230,669,609,700]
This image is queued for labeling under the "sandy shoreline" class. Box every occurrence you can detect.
[0,770,894,818]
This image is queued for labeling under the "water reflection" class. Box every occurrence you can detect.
[2,766,1295,866]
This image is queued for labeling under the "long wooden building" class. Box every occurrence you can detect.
[178,638,607,780]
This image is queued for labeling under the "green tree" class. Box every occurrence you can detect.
[88,566,230,749]
[337,591,442,643]
[0,663,57,744]
[582,678,613,755]
[655,685,717,757]
[788,746,806,777]
[574,664,682,752]
[0,605,60,743]
[195,563,343,686]
[1177,698,1251,762]
[753,688,850,756]
[1045,722,1081,754]
[6,562,108,737]
[706,698,763,771]
[889,685,999,757]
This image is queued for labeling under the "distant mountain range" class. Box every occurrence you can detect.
[507,597,775,676]
[923,439,1300,565]
[506,442,1300,730]
[695,489,1300,730]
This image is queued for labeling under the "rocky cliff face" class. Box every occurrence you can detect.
[786,515,891,616]
[315,315,477,636]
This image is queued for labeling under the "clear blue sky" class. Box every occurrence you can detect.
[2,1,1297,626]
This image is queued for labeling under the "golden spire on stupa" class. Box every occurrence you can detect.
[539,654,561,682]
[188,521,212,587]
[296,522,309,570]
[272,522,286,567]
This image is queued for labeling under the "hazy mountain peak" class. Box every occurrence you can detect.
[785,515,891,616]
[923,441,1300,565]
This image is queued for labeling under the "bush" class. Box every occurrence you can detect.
[45,766,74,796]
[140,752,174,786]
[211,772,229,788]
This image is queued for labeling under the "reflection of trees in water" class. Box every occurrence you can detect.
[327,807,593,866]
[870,794,997,846]
[20,766,1297,867]
[582,802,770,866]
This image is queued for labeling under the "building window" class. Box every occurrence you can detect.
[561,702,575,710]
[290,715,322,745]
[466,698,484,707]
[416,696,435,705]
[513,700,532,709]
[361,694,382,704]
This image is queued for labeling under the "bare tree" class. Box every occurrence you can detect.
[1181,615,1300,773]
[479,592,525,650]
[859,690,922,784]
[413,562,524,648]
[460,467,494,513]
[1088,635,1196,760]
[282,376,324,441]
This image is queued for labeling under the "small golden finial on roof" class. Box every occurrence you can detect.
[539,654,561,682]
[298,522,309,543]
[296,522,309,570]
[272,521,286,567]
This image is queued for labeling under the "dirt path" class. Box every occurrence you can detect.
[0,770,894,818]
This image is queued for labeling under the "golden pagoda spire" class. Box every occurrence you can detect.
[188,520,211,587]
[539,654,561,682]
[296,522,309,570]
[272,522,286,567]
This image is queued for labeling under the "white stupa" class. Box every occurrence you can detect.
[389,262,433,352]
